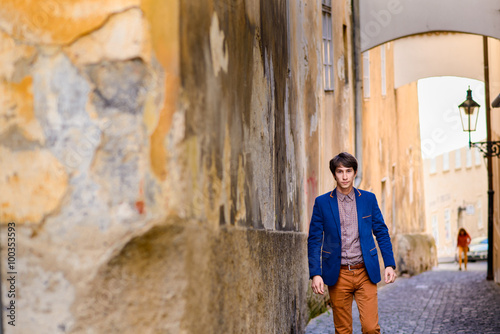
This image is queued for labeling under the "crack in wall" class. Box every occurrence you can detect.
[0,5,141,48]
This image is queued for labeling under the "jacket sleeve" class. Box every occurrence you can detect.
[308,198,324,279]
[371,194,396,268]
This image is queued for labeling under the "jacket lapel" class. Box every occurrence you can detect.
[328,189,342,238]
[354,188,364,234]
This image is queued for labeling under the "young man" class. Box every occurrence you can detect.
[308,152,396,334]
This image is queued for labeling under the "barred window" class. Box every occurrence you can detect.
[322,1,334,91]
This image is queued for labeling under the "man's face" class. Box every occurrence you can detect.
[334,165,357,193]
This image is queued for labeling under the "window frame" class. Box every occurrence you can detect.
[322,2,334,92]
[430,157,437,174]
[444,208,451,241]
[454,149,461,170]
[466,149,472,168]
[443,152,450,172]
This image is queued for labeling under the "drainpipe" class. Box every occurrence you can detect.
[483,36,494,281]
[352,0,363,187]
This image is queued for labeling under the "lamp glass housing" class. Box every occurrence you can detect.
[459,88,480,132]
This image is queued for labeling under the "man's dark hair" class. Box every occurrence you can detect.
[329,152,358,174]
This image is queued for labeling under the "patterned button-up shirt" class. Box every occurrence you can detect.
[337,188,363,265]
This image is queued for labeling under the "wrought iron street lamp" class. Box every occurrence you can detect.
[459,87,480,143]
[458,80,497,281]
[459,87,500,157]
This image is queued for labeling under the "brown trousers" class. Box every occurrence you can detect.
[328,268,380,334]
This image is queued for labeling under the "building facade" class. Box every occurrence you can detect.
[358,0,500,282]
[423,147,488,258]
[360,43,434,275]
[0,0,357,332]
[0,1,440,333]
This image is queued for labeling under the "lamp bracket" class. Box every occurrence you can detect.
[470,141,500,158]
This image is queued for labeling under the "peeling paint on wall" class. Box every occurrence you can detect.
[0,148,67,223]
[0,0,140,45]
[0,0,355,332]
[64,8,151,66]
[209,12,228,77]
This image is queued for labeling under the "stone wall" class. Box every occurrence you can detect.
[393,233,437,276]
[0,0,358,332]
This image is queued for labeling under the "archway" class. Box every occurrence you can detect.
[356,8,500,280]
[359,0,500,52]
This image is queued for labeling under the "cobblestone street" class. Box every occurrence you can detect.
[306,262,500,333]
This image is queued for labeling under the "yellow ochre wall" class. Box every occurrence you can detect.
[0,0,358,332]
[360,43,433,276]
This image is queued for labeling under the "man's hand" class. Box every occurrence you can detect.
[311,275,325,295]
[384,266,397,284]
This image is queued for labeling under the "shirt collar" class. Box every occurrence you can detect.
[336,188,355,202]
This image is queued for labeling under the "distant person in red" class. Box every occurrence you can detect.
[457,228,471,271]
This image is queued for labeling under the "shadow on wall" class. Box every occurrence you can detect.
[393,233,437,276]
[69,222,309,333]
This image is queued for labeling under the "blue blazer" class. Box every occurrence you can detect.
[307,188,396,286]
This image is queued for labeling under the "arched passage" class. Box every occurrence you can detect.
[356,11,500,281]
[360,0,500,52]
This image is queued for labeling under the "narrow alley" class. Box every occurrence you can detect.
[306,262,500,334]
[3,1,500,333]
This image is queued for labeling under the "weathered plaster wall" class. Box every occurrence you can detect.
[0,0,345,332]
[0,1,168,332]
[423,148,488,258]
[393,233,437,276]
[360,44,433,276]
[318,0,356,194]
[394,82,427,234]
[306,0,358,315]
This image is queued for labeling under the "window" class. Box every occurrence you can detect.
[475,147,482,165]
[443,152,449,171]
[322,1,334,91]
[477,200,483,229]
[381,45,386,96]
[466,149,472,168]
[363,51,370,98]
[444,209,451,241]
[432,214,439,247]
[430,157,437,174]
[342,24,349,85]
[455,149,461,170]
